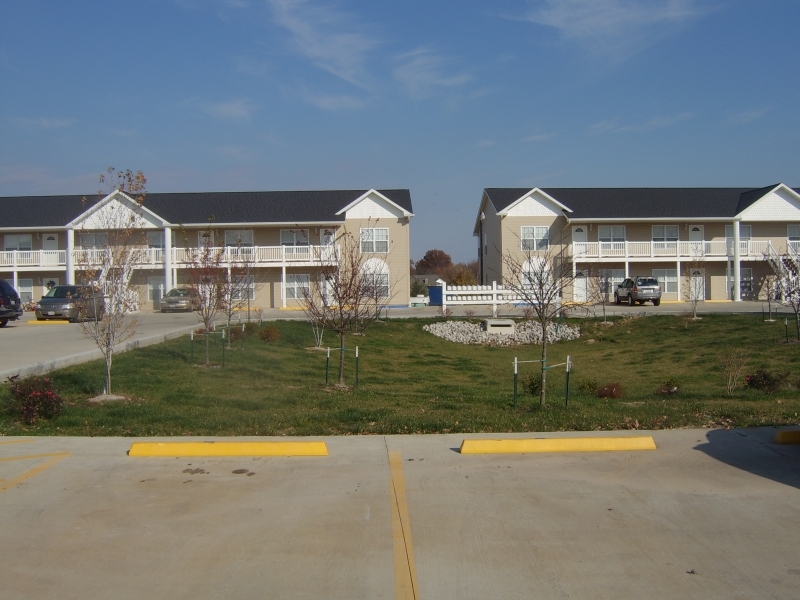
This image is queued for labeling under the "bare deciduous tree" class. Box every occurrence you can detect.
[301,228,391,386]
[76,168,147,395]
[502,238,577,406]
[682,249,705,319]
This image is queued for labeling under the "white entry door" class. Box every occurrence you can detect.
[572,226,588,257]
[689,268,705,301]
[42,233,59,265]
[689,225,704,256]
[574,270,588,302]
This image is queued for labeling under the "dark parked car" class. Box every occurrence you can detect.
[160,288,199,312]
[0,279,24,327]
[35,285,105,322]
[614,276,662,306]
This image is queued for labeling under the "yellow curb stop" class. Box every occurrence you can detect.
[774,430,800,445]
[129,441,328,457]
[27,320,71,325]
[460,436,657,454]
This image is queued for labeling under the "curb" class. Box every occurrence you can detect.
[129,441,329,457]
[459,436,657,454]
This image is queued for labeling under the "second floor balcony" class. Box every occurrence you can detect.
[570,239,797,260]
[0,244,340,270]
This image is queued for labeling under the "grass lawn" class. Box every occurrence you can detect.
[2,314,799,436]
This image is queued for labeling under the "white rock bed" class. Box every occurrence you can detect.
[423,320,580,346]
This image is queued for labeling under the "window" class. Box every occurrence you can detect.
[231,274,255,301]
[598,269,625,294]
[652,269,677,293]
[789,225,800,251]
[5,234,33,251]
[598,226,625,242]
[521,226,549,251]
[285,274,309,299]
[652,225,679,242]
[724,224,752,240]
[146,231,164,248]
[360,228,389,253]
[280,229,308,246]
[362,273,389,298]
[17,278,33,303]
[224,230,254,247]
[79,232,108,247]
[198,230,214,247]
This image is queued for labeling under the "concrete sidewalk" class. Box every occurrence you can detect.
[1,428,799,599]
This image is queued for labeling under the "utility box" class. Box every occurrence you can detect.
[481,318,515,335]
[427,285,443,306]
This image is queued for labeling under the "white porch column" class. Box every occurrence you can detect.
[163,226,172,290]
[624,261,629,278]
[12,270,18,290]
[676,260,681,301]
[281,264,286,308]
[733,220,741,302]
[66,228,75,284]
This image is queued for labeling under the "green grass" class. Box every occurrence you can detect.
[2,314,799,436]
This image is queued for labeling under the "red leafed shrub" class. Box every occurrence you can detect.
[258,326,280,343]
[596,382,624,398]
[5,375,64,424]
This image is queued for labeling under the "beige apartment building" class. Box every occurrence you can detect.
[1,189,413,310]
[474,184,800,302]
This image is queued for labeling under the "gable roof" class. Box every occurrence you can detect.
[483,186,800,221]
[0,189,413,229]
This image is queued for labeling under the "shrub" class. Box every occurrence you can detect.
[577,377,598,395]
[722,350,748,395]
[229,327,246,342]
[5,375,64,424]
[258,325,281,343]
[243,321,260,335]
[745,367,788,394]
[596,382,623,398]
[523,373,542,397]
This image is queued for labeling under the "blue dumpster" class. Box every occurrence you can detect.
[428,285,443,306]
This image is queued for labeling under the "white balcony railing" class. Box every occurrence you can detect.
[572,240,772,260]
[0,245,339,269]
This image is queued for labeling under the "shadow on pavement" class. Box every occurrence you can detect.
[694,428,800,491]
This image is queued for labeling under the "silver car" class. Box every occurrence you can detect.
[614,277,662,306]
[36,285,105,322]
[160,288,199,312]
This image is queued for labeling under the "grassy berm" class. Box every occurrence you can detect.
[2,314,799,436]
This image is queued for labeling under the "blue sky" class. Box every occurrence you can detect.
[1,0,798,262]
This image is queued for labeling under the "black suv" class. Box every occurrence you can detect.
[0,279,24,327]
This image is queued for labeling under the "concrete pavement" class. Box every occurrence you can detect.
[1,428,799,599]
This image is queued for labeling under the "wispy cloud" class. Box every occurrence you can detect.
[523,132,555,142]
[201,98,256,120]
[589,112,693,134]
[728,107,769,125]
[235,56,272,77]
[10,117,76,130]
[267,0,378,88]
[522,0,707,59]
[301,91,364,110]
[393,48,471,99]
[474,139,496,148]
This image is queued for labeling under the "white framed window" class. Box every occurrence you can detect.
[788,225,800,252]
[521,226,549,251]
[285,274,310,299]
[4,234,32,251]
[224,230,254,247]
[725,224,752,240]
[231,274,256,300]
[652,225,679,242]
[598,225,625,242]
[79,232,108,248]
[361,258,390,298]
[360,228,389,253]
[280,229,309,246]
[198,230,214,247]
[17,278,33,303]
[146,231,164,248]
[598,269,625,294]
[522,257,550,287]
[652,269,677,293]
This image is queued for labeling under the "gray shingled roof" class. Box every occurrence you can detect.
[1,189,413,228]
[483,185,797,220]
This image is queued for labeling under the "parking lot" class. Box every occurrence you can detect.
[2,428,799,599]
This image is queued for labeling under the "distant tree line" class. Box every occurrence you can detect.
[410,249,478,294]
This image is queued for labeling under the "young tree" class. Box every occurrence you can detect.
[682,250,705,319]
[501,237,577,406]
[184,224,228,365]
[76,168,147,395]
[774,258,800,341]
[301,228,390,386]
[218,241,257,346]
[586,267,613,322]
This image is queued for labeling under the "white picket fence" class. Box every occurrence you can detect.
[436,281,542,317]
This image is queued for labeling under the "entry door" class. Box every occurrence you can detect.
[572,226,588,257]
[689,268,705,301]
[321,228,336,261]
[42,233,59,265]
[574,270,588,302]
[689,225,704,256]
[148,276,165,310]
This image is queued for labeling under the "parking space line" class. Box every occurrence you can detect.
[0,439,35,446]
[389,450,419,600]
[0,452,70,494]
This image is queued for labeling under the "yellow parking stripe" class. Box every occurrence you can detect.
[460,436,657,454]
[128,441,328,457]
[389,451,419,600]
[0,452,70,494]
